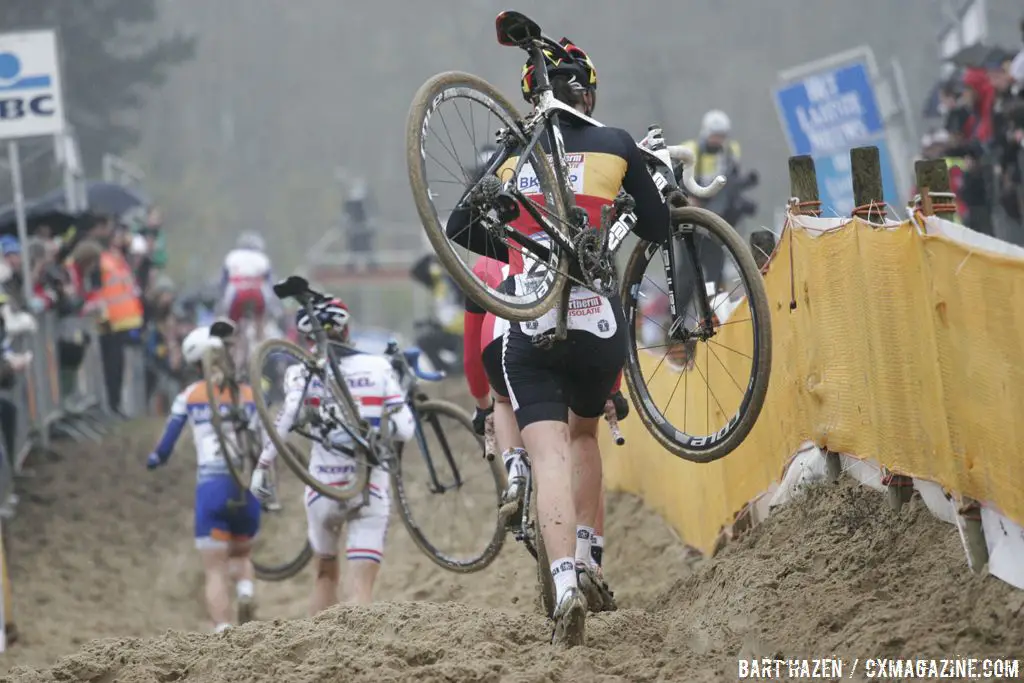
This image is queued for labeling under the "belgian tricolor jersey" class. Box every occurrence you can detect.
[447,119,670,273]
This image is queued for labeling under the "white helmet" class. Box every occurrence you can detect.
[295,297,350,341]
[700,109,731,138]
[182,326,223,365]
[236,232,265,252]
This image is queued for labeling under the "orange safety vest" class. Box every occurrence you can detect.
[98,251,143,332]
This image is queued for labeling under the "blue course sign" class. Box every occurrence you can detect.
[773,60,899,216]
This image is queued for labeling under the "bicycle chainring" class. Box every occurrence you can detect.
[573,230,617,297]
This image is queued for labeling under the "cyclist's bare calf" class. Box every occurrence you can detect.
[310,553,381,614]
[199,537,255,631]
[569,412,601,562]
[520,419,577,583]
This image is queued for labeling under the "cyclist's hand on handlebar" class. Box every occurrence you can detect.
[146,452,166,470]
[250,463,273,501]
[609,391,629,421]
[472,401,494,436]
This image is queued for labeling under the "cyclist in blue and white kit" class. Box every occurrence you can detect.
[146,323,261,633]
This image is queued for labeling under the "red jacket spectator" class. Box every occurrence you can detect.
[962,68,995,144]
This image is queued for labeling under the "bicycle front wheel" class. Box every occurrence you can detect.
[406,70,569,322]
[621,206,772,463]
[250,338,369,503]
[391,399,506,573]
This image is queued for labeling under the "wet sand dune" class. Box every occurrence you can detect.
[1,396,1021,682]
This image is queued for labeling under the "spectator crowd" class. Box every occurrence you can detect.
[918,16,1024,239]
[0,203,213,517]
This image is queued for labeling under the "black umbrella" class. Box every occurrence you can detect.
[947,43,993,69]
[946,43,1015,69]
[29,181,149,216]
[83,181,150,215]
[0,196,78,238]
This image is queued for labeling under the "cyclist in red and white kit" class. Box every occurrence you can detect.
[250,296,415,613]
[220,232,279,327]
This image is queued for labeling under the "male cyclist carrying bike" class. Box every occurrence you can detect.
[446,36,670,646]
[145,324,261,634]
[249,296,415,612]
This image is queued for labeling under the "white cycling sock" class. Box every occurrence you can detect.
[550,557,578,606]
[236,579,255,599]
[214,623,232,634]
[574,526,593,566]
[590,534,604,569]
[502,448,528,481]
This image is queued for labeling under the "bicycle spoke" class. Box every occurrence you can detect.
[625,218,762,452]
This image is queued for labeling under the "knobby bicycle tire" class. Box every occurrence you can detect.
[621,206,772,463]
[201,348,313,581]
[392,399,506,574]
[254,536,313,583]
[406,70,569,322]
[534,527,557,620]
[250,338,368,502]
[202,347,253,492]
[252,441,314,582]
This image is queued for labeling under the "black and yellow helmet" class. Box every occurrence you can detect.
[520,37,597,102]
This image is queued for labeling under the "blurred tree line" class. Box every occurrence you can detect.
[1,0,194,199]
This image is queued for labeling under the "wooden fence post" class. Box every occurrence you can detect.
[915,159,987,569]
[850,147,912,508]
[850,146,886,223]
[956,494,989,573]
[787,155,841,482]
[788,155,821,217]
[914,159,957,222]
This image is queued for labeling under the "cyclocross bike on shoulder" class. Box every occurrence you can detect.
[406,10,773,463]
[200,318,312,581]
[250,275,506,573]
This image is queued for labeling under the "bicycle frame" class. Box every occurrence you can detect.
[474,36,729,342]
[387,345,465,495]
[292,292,374,454]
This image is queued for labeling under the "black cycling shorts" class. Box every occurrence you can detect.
[481,337,508,398]
[501,295,626,430]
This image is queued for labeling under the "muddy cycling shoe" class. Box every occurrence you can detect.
[577,562,617,613]
[550,588,587,647]
[237,595,256,625]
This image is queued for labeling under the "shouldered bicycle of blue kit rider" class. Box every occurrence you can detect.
[145,325,261,634]
[250,295,416,614]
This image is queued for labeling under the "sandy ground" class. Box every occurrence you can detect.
[1,383,1022,682]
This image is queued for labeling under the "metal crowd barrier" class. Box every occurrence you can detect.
[120,344,148,420]
[0,310,155,477]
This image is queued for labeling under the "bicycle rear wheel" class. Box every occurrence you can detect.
[250,338,369,502]
[201,348,313,581]
[406,70,569,322]
[621,206,772,463]
[391,399,506,573]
